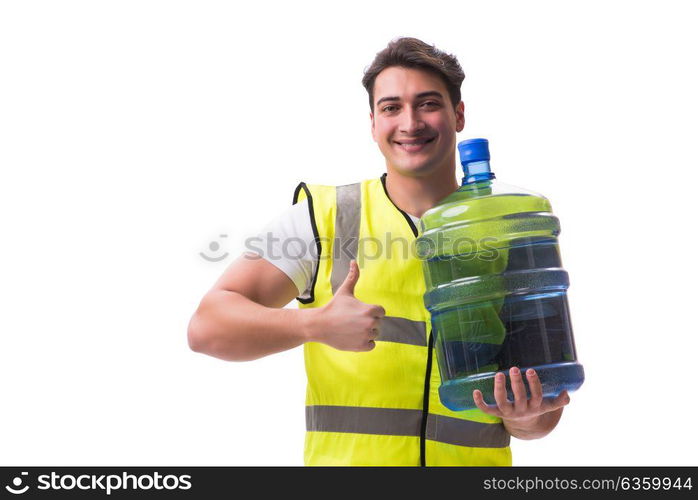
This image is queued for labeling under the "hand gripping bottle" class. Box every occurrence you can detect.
[417,138,584,411]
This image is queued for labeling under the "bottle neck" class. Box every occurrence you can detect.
[461,160,495,186]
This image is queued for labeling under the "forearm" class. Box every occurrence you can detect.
[187,289,314,362]
[503,407,564,440]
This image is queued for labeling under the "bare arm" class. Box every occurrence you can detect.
[187,254,309,361]
[187,257,384,361]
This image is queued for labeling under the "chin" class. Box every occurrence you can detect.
[390,162,440,178]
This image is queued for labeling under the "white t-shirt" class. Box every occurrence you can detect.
[248,199,420,299]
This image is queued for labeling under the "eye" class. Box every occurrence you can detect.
[381,104,399,113]
[421,101,440,109]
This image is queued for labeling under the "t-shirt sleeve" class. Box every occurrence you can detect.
[245,199,316,298]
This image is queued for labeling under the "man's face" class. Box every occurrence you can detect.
[371,66,465,177]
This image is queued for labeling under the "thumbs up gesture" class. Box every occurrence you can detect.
[305,260,386,352]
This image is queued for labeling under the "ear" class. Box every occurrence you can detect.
[370,111,376,141]
[455,101,465,132]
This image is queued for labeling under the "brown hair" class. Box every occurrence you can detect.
[362,37,465,113]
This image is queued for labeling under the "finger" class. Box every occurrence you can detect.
[509,367,527,413]
[368,327,379,340]
[336,260,360,296]
[542,390,571,412]
[366,340,376,351]
[493,372,513,415]
[473,390,502,418]
[526,369,543,410]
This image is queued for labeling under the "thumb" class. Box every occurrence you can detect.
[336,260,360,296]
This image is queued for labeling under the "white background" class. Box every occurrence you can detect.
[1,0,696,466]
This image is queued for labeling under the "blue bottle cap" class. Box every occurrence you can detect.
[458,138,490,165]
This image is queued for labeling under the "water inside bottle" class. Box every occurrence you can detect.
[421,186,584,411]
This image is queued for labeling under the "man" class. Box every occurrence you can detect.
[187,37,570,466]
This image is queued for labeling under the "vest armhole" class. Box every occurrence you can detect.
[292,182,321,305]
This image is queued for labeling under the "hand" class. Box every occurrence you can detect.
[473,367,570,422]
[305,260,386,352]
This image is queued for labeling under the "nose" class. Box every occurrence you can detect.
[399,107,426,135]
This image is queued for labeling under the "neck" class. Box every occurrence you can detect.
[384,166,460,218]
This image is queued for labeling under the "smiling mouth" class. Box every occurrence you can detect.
[394,137,436,152]
[394,137,436,146]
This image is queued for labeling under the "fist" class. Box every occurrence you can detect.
[310,260,386,352]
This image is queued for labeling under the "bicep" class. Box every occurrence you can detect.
[212,253,299,308]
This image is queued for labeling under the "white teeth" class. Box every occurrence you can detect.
[397,138,432,145]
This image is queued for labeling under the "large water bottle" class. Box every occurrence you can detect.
[417,138,584,411]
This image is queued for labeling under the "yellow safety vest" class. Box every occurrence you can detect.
[293,174,512,466]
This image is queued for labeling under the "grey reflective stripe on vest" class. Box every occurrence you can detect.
[307,405,510,448]
[380,316,427,347]
[330,183,361,294]
[425,413,511,448]
[307,405,422,437]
